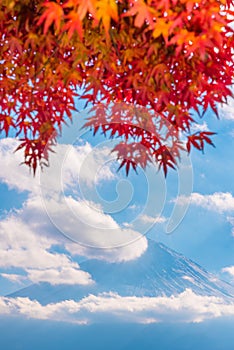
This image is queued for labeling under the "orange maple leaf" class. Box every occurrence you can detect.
[63,11,83,39]
[78,0,97,20]
[63,0,97,20]
[124,0,156,28]
[37,2,64,34]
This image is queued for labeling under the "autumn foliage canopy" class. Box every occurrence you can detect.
[0,0,233,175]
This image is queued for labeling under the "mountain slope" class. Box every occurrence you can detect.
[9,240,234,303]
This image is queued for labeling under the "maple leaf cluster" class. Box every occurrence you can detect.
[0,0,233,175]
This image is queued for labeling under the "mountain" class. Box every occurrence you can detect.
[9,240,234,303]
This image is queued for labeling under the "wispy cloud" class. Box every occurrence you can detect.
[191,122,210,133]
[138,214,166,224]
[26,267,93,286]
[218,95,234,121]
[227,216,234,236]
[175,192,234,213]
[0,289,233,324]
[222,266,234,278]
[0,273,27,284]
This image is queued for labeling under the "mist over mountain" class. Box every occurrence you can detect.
[10,240,234,304]
[1,317,234,350]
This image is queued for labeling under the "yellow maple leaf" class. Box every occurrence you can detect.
[96,0,118,34]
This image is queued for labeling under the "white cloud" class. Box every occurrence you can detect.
[0,138,41,193]
[122,222,133,228]
[219,96,234,121]
[0,193,147,281]
[66,237,147,263]
[128,204,140,211]
[0,289,233,324]
[0,208,93,285]
[60,142,116,190]
[227,216,234,225]
[182,275,196,284]
[0,137,148,279]
[191,122,210,133]
[26,267,93,286]
[227,216,234,236]
[139,214,166,224]
[0,138,115,194]
[222,266,234,278]
[176,192,234,213]
[230,129,234,138]
[0,273,26,284]
[0,207,70,270]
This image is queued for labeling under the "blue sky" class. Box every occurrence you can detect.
[0,96,233,323]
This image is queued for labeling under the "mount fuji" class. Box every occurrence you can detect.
[9,239,234,303]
